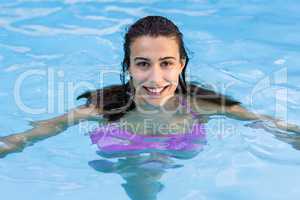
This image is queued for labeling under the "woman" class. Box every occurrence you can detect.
[0,16,299,158]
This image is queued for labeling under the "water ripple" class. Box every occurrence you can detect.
[6,19,133,36]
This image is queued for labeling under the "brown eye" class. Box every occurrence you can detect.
[161,61,173,68]
[137,62,149,68]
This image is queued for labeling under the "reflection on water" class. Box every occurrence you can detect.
[89,152,198,200]
[1,0,300,199]
[245,120,300,150]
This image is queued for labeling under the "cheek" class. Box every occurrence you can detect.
[129,68,146,82]
[165,69,181,84]
[131,73,147,85]
[129,72,148,93]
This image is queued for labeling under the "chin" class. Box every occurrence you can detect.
[144,98,162,106]
[143,93,176,106]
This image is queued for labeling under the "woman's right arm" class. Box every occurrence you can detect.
[0,104,101,158]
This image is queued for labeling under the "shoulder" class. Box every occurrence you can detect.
[76,84,134,121]
[76,84,128,107]
[182,83,240,115]
[186,82,240,106]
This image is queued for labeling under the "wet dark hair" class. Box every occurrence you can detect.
[77,16,240,121]
[120,15,189,94]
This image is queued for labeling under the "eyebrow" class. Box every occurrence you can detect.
[134,57,150,62]
[134,56,177,61]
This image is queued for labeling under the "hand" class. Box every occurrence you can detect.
[0,135,26,158]
[274,120,300,134]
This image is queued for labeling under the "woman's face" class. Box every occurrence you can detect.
[128,36,185,106]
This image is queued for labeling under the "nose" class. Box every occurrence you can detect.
[147,64,164,84]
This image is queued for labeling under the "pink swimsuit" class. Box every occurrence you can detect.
[90,97,206,158]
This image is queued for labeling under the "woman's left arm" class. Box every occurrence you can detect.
[225,104,300,134]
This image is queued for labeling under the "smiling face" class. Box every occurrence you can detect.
[128,36,185,106]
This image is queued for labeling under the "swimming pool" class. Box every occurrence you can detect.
[1,0,300,199]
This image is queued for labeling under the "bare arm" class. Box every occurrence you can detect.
[192,97,300,149]
[224,104,300,150]
[189,96,300,133]
[0,104,101,158]
[225,104,300,134]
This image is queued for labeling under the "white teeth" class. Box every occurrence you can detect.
[144,86,167,94]
[147,87,163,93]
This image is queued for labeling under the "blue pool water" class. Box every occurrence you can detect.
[1,0,300,199]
